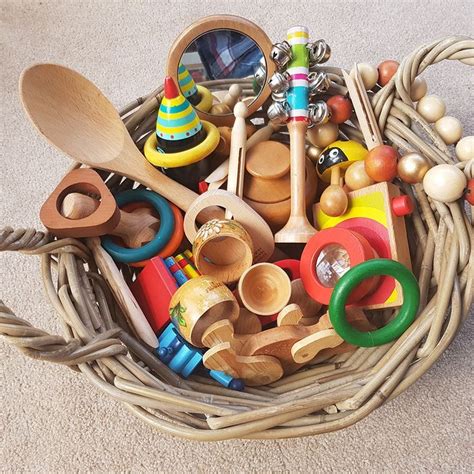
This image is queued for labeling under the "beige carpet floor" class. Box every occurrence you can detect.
[1,1,473,472]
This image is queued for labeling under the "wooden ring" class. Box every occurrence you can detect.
[329,259,419,346]
[192,219,254,284]
[300,228,379,305]
[169,275,239,347]
[184,189,274,263]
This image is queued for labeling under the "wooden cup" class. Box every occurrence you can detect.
[238,263,292,316]
[169,275,239,347]
[193,219,254,284]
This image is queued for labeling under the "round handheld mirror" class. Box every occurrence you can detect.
[167,15,275,126]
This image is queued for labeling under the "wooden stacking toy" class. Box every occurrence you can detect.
[177,62,212,111]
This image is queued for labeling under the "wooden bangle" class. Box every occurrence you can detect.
[169,275,239,347]
[119,201,184,268]
[300,228,379,305]
[184,189,274,263]
[192,219,254,284]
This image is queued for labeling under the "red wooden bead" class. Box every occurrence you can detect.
[466,179,474,205]
[378,60,400,86]
[365,145,399,182]
[327,95,352,124]
[392,195,414,216]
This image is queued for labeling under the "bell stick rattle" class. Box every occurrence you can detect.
[274,26,318,243]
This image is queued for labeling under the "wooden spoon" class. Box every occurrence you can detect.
[19,64,216,222]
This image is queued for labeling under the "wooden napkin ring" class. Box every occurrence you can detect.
[193,219,254,284]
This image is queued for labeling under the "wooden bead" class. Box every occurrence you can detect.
[306,122,339,149]
[456,136,474,162]
[466,179,474,205]
[327,95,352,124]
[397,152,430,184]
[306,145,323,163]
[423,164,467,203]
[434,116,463,145]
[416,95,446,123]
[377,60,399,86]
[320,185,348,216]
[410,77,427,102]
[364,145,399,182]
[351,63,378,90]
[345,160,374,190]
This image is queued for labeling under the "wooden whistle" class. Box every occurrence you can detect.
[61,192,159,248]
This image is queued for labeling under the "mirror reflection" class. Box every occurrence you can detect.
[178,29,266,115]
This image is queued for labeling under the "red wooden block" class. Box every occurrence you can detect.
[131,257,178,334]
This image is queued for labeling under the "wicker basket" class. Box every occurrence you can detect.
[1,36,472,441]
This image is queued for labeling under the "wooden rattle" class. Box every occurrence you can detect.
[274,26,318,243]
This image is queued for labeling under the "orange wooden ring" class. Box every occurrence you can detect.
[117,201,184,267]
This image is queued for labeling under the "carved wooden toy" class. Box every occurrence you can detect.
[40,168,120,238]
[61,192,159,248]
[313,182,412,309]
[238,263,292,316]
[192,219,254,284]
[169,275,239,347]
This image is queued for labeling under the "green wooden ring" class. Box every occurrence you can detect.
[329,259,420,347]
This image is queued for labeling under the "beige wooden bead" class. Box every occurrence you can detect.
[307,122,339,149]
[455,136,474,162]
[423,164,467,203]
[416,94,446,123]
[345,160,374,190]
[434,116,463,145]
[410,77,427,102]
[351,63,378,90]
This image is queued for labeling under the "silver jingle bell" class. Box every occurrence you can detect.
[270,41,293,70]
[271,91,288,103]
[254,64,267,87]
[308,71,331,96]
[267,101,289,124]
[307,40,331,66]
[308,100,331,126]
[268,71,291,93]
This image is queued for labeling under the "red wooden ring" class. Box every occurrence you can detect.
[300,228,379,305]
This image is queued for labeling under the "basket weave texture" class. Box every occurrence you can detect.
[1,36,473,441]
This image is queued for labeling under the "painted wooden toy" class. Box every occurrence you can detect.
[397,152,430,184]
[312,182,412,309]
[192,219,254,284]
[317,140,368,216]
[169,275,239,347]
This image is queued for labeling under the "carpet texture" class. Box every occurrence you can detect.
[1,1,473,472]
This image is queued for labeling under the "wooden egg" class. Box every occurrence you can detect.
[397,152,430,184]
[351,63,378,90]
[345,160,374,190]
[238,263,292,316]
[320,185,348,216]
[327,95,352,124]
[307,122,339,148]
[456,136,474,162]
[423,164,467,203]
[434,116,463,145]
[377,60,399,86]
[410,77,427,101]
[416,95,446,123]
[365,145,399,182]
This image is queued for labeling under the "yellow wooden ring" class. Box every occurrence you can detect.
[144,120,220,168]
[195,85,213,113]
